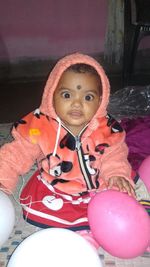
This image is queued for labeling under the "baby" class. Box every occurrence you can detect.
[0,53,135,232]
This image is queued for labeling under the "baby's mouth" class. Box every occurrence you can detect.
[68,110,83,118]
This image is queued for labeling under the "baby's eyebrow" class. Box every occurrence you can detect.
[84,89,100,95]
[57,87,72,92]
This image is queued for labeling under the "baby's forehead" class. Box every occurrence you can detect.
[65,63,99,76]
[62,68,101,81]
[60,68,102,93]
[59,69,100,84]
[54,74,101,100]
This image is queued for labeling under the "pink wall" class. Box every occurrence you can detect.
[0,0,108,61]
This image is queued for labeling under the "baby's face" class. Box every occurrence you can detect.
[53,70,101,135]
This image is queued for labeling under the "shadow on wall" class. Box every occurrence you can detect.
[0,34,11,83]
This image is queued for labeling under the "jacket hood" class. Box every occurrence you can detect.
[40,53,110,126]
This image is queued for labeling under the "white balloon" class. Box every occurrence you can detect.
[0,191,15,248]
[7,228,103,267]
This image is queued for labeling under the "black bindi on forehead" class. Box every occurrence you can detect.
[77,85,82,90]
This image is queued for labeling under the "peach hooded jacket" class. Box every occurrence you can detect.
[0,53,133,195]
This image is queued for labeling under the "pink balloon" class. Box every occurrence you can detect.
[138,156,150,192]
[88,190,150,259]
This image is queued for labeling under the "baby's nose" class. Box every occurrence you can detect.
[72,98,83,107]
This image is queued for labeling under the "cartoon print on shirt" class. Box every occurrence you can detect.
[33,108,45,119]
[95,143,109,154]
[49,161,73,177]
[42,195,64,210]
[106,114,123,133]
[84,154,97,175]
[14,119,27,128]
[60,133,76,151]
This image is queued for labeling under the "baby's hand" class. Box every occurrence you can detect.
[107,176,135,197]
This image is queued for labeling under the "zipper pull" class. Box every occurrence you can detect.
[75,136,81,150]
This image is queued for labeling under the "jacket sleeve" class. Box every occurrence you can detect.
[100,132,134,188]
[0,128,41,193]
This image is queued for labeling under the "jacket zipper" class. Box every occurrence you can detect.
[75,136,94,190]
[61,124,94,190]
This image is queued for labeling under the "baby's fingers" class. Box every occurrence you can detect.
[107,177,114,189]
[122,179,135,197]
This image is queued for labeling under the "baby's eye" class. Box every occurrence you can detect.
[61,92,71,99]
[85,94,94,101]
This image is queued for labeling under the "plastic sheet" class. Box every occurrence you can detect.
[108,85,150,119]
